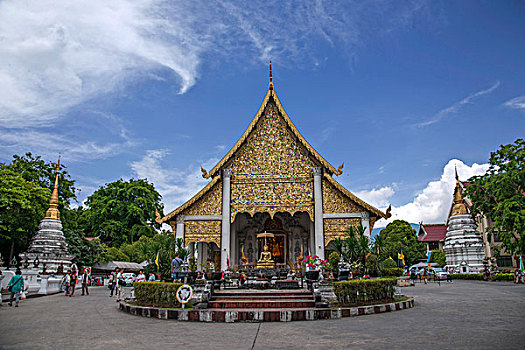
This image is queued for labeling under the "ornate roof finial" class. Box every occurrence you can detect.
[44,155,61,220]
[455,165,459,181]
[451,179,468,216]
[269,61,273,90]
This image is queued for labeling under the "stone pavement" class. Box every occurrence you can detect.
[0,280,524,350]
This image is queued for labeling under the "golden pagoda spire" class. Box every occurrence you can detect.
[44,155,61,220]
[451,171,467,216]
[269,61,273,90]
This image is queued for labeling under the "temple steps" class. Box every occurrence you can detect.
[210,290,315,309]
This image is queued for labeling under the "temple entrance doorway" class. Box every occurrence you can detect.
[231,211,313,268]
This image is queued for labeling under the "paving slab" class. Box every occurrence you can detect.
[0,281,524,350]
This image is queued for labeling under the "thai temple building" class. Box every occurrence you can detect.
[443,169,485,273]
[158,64,390,271]
[19,157,73,274]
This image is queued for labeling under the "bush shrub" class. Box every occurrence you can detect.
[380,267,404,277]
[133,282,183,308]
[450,273,483,280]
[490,273,514,281]
[333,278,396,306]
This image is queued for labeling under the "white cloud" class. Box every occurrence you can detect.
[371,159,489,227]
[0,128,133,162]
[0,0,429,129]
[356,186,395,208]
[416,81,500,127]
[0,0,203,128]
[129,149,219,212]
[503,95,525,111]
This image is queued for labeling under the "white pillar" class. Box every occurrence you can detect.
[313,167,325,260]
[360,212,370,239]
[197,242,205,271]
[176,217,184,242]
[221,169,231,271]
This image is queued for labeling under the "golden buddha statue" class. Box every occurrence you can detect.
[257,244,275,269]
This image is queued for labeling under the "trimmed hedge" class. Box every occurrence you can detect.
[491,273,514,281]
[333,278,396,306]
[133,282,183,308]
[450,273,514,281]
[450,273,483,280]
[380,268,404,277]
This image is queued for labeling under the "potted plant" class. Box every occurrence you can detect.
[302,254,327,280]
[328,252,340,279]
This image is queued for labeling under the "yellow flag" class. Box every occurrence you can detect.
[155,251,160,270]
[398,252,405,265]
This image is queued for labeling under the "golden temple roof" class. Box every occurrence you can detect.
[44,155,61,220]
[203,75,338,178]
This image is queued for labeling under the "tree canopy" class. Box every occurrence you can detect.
[466,138,525,256]
[0,166,50,265]
[83,178,164,246]
[375,220,426,266]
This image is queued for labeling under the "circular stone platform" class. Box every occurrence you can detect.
[118,298,415,322]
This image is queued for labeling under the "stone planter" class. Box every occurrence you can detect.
[306,270,319,280]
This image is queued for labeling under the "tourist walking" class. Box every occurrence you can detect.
[81,269,91,296]
[63,271,71,296]
[70,270,78,297]
[116,268,124,302]
[7,269,25,307]
[171,253,183,282]
[109,268,118,297]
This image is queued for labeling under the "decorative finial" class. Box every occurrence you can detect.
[155,210,163,224]
[44,155,61,220]
[200,166,209,178]
[269,61,273,90]
[451,180,468,216]
[455,165,459,181]
[335,162,344,176]
[385,204,392,218]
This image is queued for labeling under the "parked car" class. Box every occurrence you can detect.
[431,267,450,280]
[122,273,136,286]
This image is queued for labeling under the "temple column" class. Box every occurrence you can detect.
[197,242,205,271]
[221,169,231,271]
[176,216,184,241]
[313,167,325,260]
[360,212,370,239]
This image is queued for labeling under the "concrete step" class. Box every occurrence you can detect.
[213,295,313,301]
[208,299,316,309]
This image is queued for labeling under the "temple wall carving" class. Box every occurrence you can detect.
[184,220,221,246]
[228,100,316,222]
[180,180,222,216]
[322,177,366,214]
[323,218,361,245]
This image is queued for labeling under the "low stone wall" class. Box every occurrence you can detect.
[119,297,415,322]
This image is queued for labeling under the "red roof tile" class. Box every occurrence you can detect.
[418,224,447,242]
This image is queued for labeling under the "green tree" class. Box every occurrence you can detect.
[8,153,77,207]
[466,138,525,257]
[430,249,446,268]
[83,179,164,246]
[376,220,426,266]
[0,167,50,266]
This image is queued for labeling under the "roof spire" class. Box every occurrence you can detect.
[269,61,273,90]
[451,178,467,216]
[455,165,459,181]
[44,155,61,220]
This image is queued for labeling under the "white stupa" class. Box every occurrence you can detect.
[443,171,485,273]
[19,157,73,274]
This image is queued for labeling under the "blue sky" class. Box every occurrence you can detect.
[1,1,524,227]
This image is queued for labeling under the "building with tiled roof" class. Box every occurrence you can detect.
[418,224,447,252]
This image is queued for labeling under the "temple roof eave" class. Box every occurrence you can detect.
[161,175,221,224]
[204,87,338,178]
[323,173,389,219]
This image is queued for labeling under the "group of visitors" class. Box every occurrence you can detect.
[60,268,91,297]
